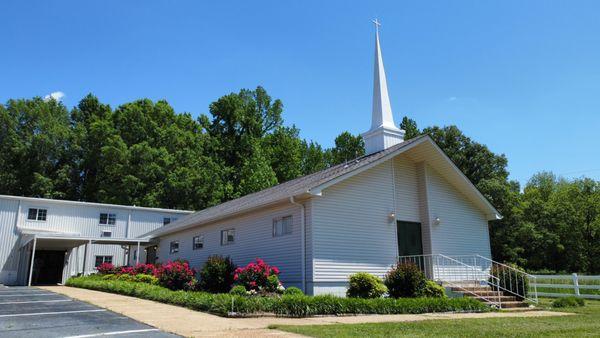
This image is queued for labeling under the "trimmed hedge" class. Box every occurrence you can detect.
[66,276,490,317]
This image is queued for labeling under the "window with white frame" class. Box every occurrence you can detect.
[27,208,47,221]
[95,255,113,267]
[99,213,116,226]
[221,229,235,245]
[163,217,178,225]
[273,215,293,237]
[100,230,112,238]
[192,235,204,250]
[169,241,179,254]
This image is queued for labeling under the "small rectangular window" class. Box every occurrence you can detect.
[192,235,204,250]
[169,241,179,254]
[273,216,293,237]
[101,230,112,238]
[99,213,116,225]
[221,229,235,245]
[163,217,178,225]
[27,208,47,221]
[94,255,113,267]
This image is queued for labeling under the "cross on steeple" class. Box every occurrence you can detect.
[372,18,381,33]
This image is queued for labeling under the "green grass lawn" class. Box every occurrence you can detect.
[270,299,600,337]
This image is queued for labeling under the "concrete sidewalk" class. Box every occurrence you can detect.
[40,286,571,337]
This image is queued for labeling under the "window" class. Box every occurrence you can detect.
[27,208,47,221]
[169,241,179,254]
[101,230,112,238]
[163,217,178,225]
[273,216,293,237]
[192,235,204,250]
[99,213,116,226]
[221,229,235,246]
[95,255,113,267]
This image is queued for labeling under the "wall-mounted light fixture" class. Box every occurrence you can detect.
[388,211,396,223]
[433,217,441,226]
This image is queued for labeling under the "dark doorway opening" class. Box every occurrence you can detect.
[145,246,157,264]
[31,250,65,285]
[397,221,423,257]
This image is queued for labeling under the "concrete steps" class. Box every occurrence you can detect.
[446,284,530,309]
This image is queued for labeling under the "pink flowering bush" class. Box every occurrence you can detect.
[96,262,117,274]
[154,260,197,290]
[133,263,156,275]
[234,258,283,293]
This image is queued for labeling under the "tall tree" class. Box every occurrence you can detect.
[329,131,365,165]
[400,116,420,140]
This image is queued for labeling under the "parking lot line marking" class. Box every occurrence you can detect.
[64,328,160,337]
[0,293,56,297]
[0,309,106,318]
[0,299,72,305]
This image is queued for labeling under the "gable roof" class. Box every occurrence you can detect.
[144,135,500,238]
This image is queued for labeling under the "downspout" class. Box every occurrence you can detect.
[290,196,306,293]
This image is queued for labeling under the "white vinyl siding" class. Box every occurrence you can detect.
[393,156,420,222]
[156,203,303,288]
[311,160,397,287]
[426,165,492,258]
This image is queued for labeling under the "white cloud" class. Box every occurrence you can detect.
[43,91,65,102]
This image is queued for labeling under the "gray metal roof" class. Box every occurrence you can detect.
[144,135,430,237]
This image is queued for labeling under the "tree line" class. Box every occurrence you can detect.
[1,88,598,274]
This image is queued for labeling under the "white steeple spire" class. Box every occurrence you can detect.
[362,19,405,155]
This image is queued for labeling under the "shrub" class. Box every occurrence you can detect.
[133,264,156,275]
[283,287,304,296]
[198,255,237,293]
[490,264,529,300]
[117,274,135,282]
[384,262,427,298]
[234,258,282,293]
[101,274,117,280]
[119,266,135,275]
[346,272,387,299]
[155,260,196,290]
[419,280,446,298]
[229,285,248,296]
[66,276,490,317]
[96,262,117,275]
[134,274,159,285]
[552,296,585,308]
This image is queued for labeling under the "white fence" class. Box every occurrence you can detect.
[531,273,600,299]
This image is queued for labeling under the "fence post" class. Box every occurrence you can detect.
[572,273,580,296]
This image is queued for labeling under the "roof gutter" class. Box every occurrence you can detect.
[290,196,306,294]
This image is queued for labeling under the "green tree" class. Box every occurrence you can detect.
[400,116,420,140]
[0,97,75,198]
[263,126,303,183]
[330,131,365,165]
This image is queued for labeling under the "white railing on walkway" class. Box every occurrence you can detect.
[397,254,503,308]
[531,273,600,300]
[450,254,538,304]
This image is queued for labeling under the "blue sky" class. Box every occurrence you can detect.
[1,1,599,185]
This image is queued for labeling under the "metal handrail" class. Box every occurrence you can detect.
[446,254,538,304]
[397,254,503,308]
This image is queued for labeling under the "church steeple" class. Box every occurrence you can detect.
[362,19,405,155]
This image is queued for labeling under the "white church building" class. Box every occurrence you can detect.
[0,24,500,296]
[145,24,500,295]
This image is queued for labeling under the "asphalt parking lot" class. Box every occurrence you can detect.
[0,286,179,338]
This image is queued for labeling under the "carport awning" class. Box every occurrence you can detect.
[19,231,155,250]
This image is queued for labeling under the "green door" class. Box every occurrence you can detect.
[397,221,423,257]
